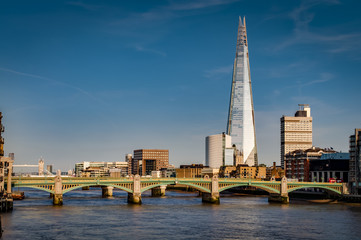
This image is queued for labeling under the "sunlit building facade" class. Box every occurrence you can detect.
[281,104,313,168]
[205,133,234,169]
[226,17,258,166]
[133,149,169,176]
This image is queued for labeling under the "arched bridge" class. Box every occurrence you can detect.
[8,175,347,205]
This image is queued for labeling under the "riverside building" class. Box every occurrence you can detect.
[281,104,313,169]
[132,149,169,176]
[75,161,128,177]
[349,129,361,194]
[284,147,335,182]
[176,164,205,178]
[205,133,237,169]
[309,152,349,182]
[125,154,133,175]
[226,17,258,167]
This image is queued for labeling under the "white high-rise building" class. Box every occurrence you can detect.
[226,17,258,166]
[205,133,233,169]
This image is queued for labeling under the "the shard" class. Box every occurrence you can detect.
[226,17,258,166]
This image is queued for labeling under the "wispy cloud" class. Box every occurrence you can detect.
[204,65,233,78]
[0,67,123,128]
[290,72,334,91]
[134,45,167,57]
[0,67,102,103]
[108,0,240,56]
[271,72,334,97]
[113,0,240,24]
[270,0,361,55]
[297,72,334,88]
[66,1,104,11]
[166,0,240,11]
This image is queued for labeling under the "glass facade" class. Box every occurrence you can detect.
[227,17,258,166]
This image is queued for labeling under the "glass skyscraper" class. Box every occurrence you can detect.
[226,17,258,166]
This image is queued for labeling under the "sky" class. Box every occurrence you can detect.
[1,0,361,171]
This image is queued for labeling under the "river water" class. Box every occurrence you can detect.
[1,188,361,240]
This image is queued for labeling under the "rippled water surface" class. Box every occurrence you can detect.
[2,188,361,240]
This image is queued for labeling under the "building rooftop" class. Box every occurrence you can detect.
[320,152,350,160]
[287,147,337,155]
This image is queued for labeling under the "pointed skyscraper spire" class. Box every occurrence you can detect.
[227,17,258,166]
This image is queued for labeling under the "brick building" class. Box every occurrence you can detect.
[133,149,169,176]
[285,147,335,182]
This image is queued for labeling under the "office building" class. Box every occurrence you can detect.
[219,166,237,178]
[310,152,349,182]
[349,129,361,194]
[74,161,128,177]
[205,133,236,169]
[125,154,133,175]
[285,147,335,182]
[281,104,313,168]
[176,164,205,178]
[133,149,169,176]
[235,165,266,179]
[161,165,176,178]
[226,17,258,167]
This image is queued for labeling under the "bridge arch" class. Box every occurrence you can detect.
[287,186,342,195]
[141,182,211,193]
[62,183,133,194]
[13,185,54,194]
[219,183,280,194]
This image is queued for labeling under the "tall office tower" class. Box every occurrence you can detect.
[226,17,258,166]
[349,129,361,194]
[133,149,169,176]
[280,104,313,169]
[125,154,132,175]
[0,112,4,157]
[205,133,234,169]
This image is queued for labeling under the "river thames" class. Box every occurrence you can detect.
[2,188,361,240]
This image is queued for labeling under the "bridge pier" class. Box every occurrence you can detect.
[202,192,220,203]
[268,193,289,203]
[53,194,63,205]
[268,176,289,204]
[128,175,142,204]
[0,196,13,212]
[53,170,63,206]
[151,185,166,197]
[102,186,114,197]
[128,193,142,204]
[202,175,220,204]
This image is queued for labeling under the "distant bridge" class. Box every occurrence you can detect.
[7,174,348,205]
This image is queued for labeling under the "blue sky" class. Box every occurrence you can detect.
[1,0,360,171]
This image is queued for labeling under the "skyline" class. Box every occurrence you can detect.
[1,0,361,170]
